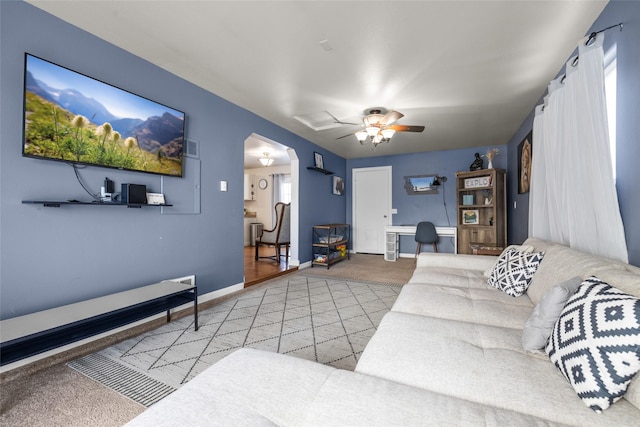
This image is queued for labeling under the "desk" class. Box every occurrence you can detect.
[384,225,457,261]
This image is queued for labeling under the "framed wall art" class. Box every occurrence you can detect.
[332,176,345,195]
[314,152,324,169]
[462,209,479,225]
[518,131,532,194]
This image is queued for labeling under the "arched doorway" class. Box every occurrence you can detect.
[243,134,299,285]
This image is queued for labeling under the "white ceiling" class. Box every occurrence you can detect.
[28,0,608,166]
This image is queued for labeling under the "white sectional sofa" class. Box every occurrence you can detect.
[125,237,640,426]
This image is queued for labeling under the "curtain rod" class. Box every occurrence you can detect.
[586,23,623,45]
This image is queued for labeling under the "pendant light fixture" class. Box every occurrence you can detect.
[258,152,274,167]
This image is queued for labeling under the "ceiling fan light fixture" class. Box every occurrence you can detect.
[363,114,383,127]
[381,128,395,139]
[366,126,379,137]
[355,130,368,141]
[258,152,274,167]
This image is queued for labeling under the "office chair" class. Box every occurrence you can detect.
[415,221,438,257]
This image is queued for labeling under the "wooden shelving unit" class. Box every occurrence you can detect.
[312,224,350,269]
[455,169,506,255]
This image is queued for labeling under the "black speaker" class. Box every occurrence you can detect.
[121,184,147,204]
[104,177,114,193]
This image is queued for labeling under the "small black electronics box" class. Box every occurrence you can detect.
[121,184,147,204]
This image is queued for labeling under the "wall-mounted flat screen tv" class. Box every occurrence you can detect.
[23,53,185,177]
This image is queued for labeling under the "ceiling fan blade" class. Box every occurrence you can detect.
[326,111,361,126]
[389,124,425,133]
[336,133,354,140]
[381,110,404,125]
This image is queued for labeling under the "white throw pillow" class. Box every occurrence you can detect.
[487,248,545,297]
[522,277,582,351]
[483,244,534,278]
[546,277,640,413]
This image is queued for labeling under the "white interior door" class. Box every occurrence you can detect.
[352,166,392,254]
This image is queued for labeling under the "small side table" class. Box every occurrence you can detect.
[469,243,504,256]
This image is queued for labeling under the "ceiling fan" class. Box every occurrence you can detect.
[337,108,425,146]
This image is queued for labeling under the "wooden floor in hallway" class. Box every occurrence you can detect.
[244,245,297,287]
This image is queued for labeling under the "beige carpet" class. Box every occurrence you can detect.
[0,255,413,426]
[300,253,415,285]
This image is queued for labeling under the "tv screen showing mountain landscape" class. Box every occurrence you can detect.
[23,53,185,177]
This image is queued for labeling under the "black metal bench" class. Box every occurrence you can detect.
[0,279,198,367]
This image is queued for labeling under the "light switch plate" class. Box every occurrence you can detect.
[220,180,228,192]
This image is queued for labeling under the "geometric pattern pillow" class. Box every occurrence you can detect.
[487,248,545,297]
[545,277,640,413]
[483,244,534,278]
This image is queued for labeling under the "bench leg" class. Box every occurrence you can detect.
[194,291,199,331]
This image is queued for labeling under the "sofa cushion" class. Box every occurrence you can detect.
[522,276,583,351]
[392,283,533,329]
[593,266,640,299]
[487,248,545,297]
[126,347,582,427]
[409,266,491,289]
[303,368,566,426]
[415,252,497,271]
[546,277,640,413]
[483,244,534,278]
[356,311,640,425]
[124,348,336,427]
[523,237,626,305]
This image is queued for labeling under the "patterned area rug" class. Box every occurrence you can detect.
[68,274,401,406]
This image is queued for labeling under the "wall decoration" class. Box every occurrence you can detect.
[332,176,345,195]
[470,153,484,171]
[518,131,533,194]
[402,174,439,195]
[462,209,479,225]
[464,176,491,189]
[314,152,324,169]
[258,178,268,190]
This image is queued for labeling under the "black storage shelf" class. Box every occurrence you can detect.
[312,224,350,269]
[22,200,172,208]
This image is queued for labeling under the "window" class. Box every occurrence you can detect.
[604,45,617,179]
[282,174,292,204]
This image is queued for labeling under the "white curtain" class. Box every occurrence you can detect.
[271,173,285,226]
[529,33,628,263]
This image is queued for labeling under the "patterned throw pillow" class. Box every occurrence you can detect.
[546,277,640,413]
[483,244,534,278]
[487,248,545,297]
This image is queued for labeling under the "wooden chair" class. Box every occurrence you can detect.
[255,202,290,263]
[415,221,438,257]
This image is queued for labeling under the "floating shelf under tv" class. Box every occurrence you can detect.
[22,201,172,208]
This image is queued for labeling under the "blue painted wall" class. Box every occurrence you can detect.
[507,0,640,266]
[0,1,346,318]
[346,145,507,254]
